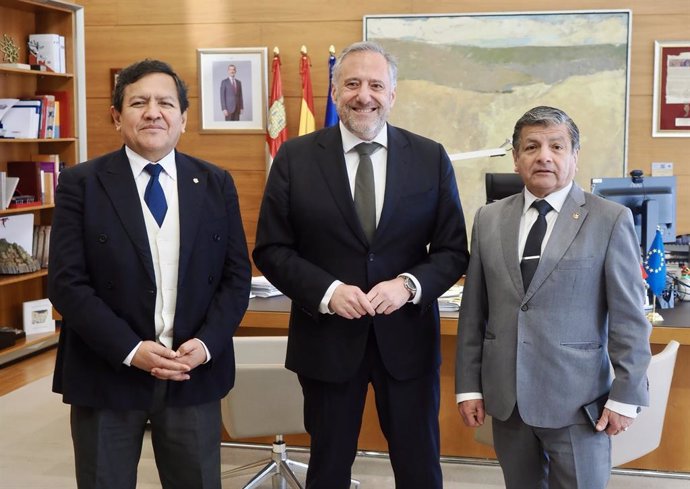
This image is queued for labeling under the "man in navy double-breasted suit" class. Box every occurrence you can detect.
[253,42,469,489]
[49,59,251,489]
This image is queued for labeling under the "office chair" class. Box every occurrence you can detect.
[473,340,680,467]
[221,336,360,488]
[485,173,524,204]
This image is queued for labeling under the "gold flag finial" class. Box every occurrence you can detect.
[273,46,280,56]
[329,45,335,55]
[300,45,308,55]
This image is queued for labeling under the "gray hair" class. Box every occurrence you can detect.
[332,41,398,88]
[512,106,580,153]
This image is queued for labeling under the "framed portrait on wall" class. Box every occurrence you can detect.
[197,47,267,133]
[652,40,690,137]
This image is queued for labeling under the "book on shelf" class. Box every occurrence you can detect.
[40,91,71,138]
[31,154,60,191]
[28,34,65,74]
[33,224,51,268]
[0,62,31,70]
[0,100,41,139]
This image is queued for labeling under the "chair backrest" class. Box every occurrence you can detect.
[485,173,524,204]
[473,340,680,467]
[610,339,679,466]
[221,336,306,439]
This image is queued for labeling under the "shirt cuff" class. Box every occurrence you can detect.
[123,341,143,366]
[456,392,483,403]
[605,399,639,419]
[398,273,421,304]
[319,280,344,314]
[195,338,211,364]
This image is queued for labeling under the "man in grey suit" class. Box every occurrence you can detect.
[220,64,243,121]
[455,106,652,489]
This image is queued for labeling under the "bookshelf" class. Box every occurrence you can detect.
[0,0,85,361]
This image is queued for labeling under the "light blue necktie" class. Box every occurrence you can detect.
[143,163,167,227]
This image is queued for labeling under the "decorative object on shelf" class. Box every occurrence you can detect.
[0,33,22,64]
[652,40,690,137]
[0,239,40,274]
[27,33,65,73]
[22,298,55,335]
[197,47,267,133]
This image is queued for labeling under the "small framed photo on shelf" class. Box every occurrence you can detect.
[22,298,55,335]
[652,40,690,137]
[197,47,267,133]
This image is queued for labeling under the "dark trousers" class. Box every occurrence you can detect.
[298,329,442,489]
[70,379,222,489]
[224,110,240,121]
[492,406,611,489]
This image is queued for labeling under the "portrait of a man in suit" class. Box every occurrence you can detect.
[455,106,652,489]
[220,63,243,121]
[49,59,251,489]
[253,41,469,489]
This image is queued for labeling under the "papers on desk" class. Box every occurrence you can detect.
[438,284,463,311]
[250,275,283,298]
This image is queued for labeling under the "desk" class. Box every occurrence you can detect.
[238,298,690,472]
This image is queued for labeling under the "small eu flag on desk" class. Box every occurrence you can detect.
[644,229,666,297]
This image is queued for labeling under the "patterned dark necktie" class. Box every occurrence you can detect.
[143,163,167,227]
[354,142,382,243]
[520,199,553,291]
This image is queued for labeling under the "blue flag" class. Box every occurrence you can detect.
[644,229,666,296]
[324,50,339,127]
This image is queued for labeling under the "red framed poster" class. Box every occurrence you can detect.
[652,40,690,137]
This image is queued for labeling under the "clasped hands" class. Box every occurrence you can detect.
[131,339,207,381]
[329,277,410,319]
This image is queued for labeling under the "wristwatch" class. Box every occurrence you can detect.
[402,276,417,300]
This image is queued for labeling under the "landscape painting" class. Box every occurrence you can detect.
[365,11,631,231]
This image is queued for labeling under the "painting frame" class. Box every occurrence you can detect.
[197,47,267,133]
[365,11,633,237]
[652,40,690,138]
[22,298,55,336]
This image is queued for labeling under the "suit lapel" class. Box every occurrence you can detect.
[316,127,369,247]
[176,155,207,287]
[375,126,407,240]
[501,193,526,295]
[524,185,588,298]
[97,148,155,282]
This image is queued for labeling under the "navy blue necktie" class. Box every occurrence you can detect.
[143,163,167,227]
[520,199,552,291]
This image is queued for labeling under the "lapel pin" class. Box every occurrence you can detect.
[193,178,199,184]
[572,212,580,220]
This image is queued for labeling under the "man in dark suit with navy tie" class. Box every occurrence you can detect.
[220,64,243,121]
[253,41,469,489]
[49,59,251,489]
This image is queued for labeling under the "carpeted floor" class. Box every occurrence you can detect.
[1,376,687,488]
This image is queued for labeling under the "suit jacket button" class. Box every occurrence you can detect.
[521,304,528,311]
[368,253,375,261]
[208,275,214,284]
[106,281,113,289]
[97,234,107,243]
[213,233,221,241]
[148,289,155,294]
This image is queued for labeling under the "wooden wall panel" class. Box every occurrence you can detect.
[78,0,690,252]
